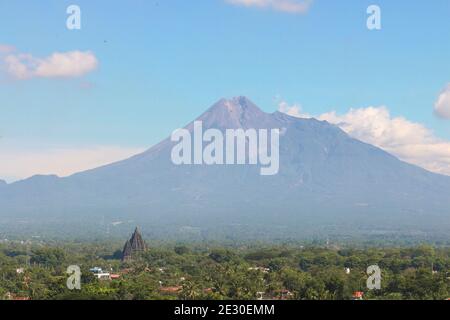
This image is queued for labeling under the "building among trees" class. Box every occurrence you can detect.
[122,227,147,261]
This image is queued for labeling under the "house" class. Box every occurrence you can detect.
[353,291,364,300]
[256,292,265,300]
[248,267,270,273]
[279,289,294,300]
[89,267,103,274]
[159,286,182,294]
[272,289,294,300]
[120,268,134,275]
[3,292,30,300]
[12,296,31,301]
[94,273,111,281]
[90,267,118,280]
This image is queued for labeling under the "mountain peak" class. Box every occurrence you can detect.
[196,96,268,129]
[213,96,262,113]
[228,95,254,107]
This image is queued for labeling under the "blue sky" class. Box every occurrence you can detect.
[1,0,450,181]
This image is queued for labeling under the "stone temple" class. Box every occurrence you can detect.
[122,227,147,261]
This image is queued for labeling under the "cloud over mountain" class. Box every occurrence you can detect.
[279,101,450,176]
[434,84,450,119]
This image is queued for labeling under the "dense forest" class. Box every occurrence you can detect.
[0,241,449,300]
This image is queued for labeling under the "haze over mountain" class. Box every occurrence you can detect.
[1,97,450,239]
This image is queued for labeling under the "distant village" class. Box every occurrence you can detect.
[72,228,388,301]
[1,227,449,301]
[85,228,301,300]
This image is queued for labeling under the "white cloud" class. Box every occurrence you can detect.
[278,100,311,118]
[278,101,450,176]
[0,45,15,54]
[434,84,450,119]
[0,146,145,183]
[225,0,313,14]
[0,45,98,80]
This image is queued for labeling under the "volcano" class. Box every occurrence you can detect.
[1,97,450,239]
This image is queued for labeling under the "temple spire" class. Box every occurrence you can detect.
[122,227,147,261]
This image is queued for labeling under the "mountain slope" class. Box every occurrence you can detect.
[1,97,450,238]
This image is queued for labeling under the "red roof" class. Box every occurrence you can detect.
[159,286,182,293]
